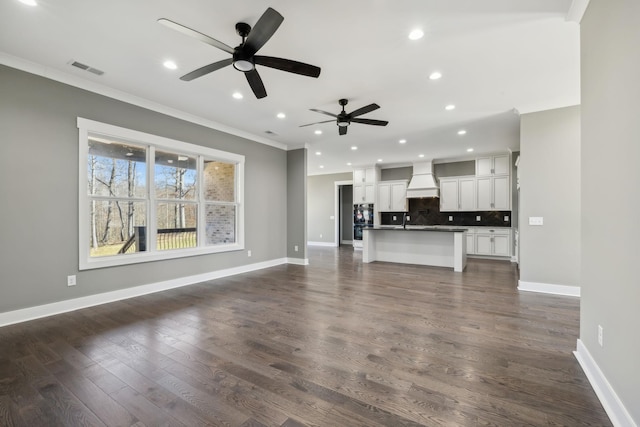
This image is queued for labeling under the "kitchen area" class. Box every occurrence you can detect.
[349,152,517,271]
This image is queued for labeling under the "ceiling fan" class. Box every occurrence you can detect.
[158,7,321,99]
[300,99,389,135]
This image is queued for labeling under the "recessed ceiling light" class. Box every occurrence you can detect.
[408,29,424,40]
[347,162,352,166]
[445,104,456,111]
[18,0,37,6]
[399,139,407,144]
[429,71,442,80]
[319,165,324,169]
[467,148,474,152]
[315,151,321,156]
[163,60,177,70]
[276,112,286,119]
[458,130,467,135]
[418,154,425,158]
[232,92,243,99]
[314,129,322,135]
[351,146,358,151]
[377,159,383,163]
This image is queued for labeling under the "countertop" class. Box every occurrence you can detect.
[367,226,466,233]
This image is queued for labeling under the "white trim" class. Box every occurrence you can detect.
[574,339,636,427]
[518,280,580,297]
[79,118,245,270]
[307,241,338,247]
[566,0,591,23]
[0,53,287,151]
[0,258,292,328]
[341,240,354,245]
[286,257,309,266]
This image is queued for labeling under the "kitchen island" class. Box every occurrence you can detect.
[362,227,467,272]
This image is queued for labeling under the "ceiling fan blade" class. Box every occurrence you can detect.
[339,126,348,136]
[299,119,335,128]
[351,118,389,126]
[180,58,233,81]
[349,103,380,118]
[244,7,284,56]
[310,109,338,118]
[158,18,234,54]
[254,56,321,78]
[245,69,267,99]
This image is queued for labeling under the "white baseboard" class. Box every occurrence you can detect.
[0,257,295,327]
[518,280,580,297]
[307,241,338,247]
[287,257,309,266]
[341,240,353,245]
[574,339,637,427]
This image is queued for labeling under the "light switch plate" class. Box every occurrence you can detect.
[529,217,544,226]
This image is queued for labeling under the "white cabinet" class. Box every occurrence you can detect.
[465,228,476,255]
[476,176,510,210]
[475,228,511,257]
[476,154,510,177]
[377,180,408,212]
[440,177,476,212]
[353,167,378,203]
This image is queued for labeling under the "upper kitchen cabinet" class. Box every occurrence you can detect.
[353,166,379,204]
[476,175,510,210]
[378,180,408,212]
[476,154,510,177]
[440,177,476,212]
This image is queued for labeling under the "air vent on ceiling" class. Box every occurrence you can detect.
[69,60,104,76]
[264,130,278,136]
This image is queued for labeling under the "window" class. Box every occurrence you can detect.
[78,118,244,270]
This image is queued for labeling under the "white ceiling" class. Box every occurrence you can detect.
[0,0,580,175]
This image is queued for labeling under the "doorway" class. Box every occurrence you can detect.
[334,181,353,246]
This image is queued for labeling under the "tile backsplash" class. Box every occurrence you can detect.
[381,197,511,227]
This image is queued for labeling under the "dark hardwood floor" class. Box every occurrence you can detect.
[0,247,611,426]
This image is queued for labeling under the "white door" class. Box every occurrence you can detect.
[493,155,510,175]
[493,235,510,256]
[466,233,475,254]
[476,235,492,255]
[440,179,459,211]
[364,184,375,203]
[390,182,407,211]
[493,176,510,210]
[459,178,476,211]
[353,185,364,203]
[476,178,492,210]
[377,183,391,211]
[476,157,493,176]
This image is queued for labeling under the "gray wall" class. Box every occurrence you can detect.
[287,149,307,259]
[581,0,640,422]
[340,185,353,243]
[0,65,288,313]
[380,167,412,181]
[307,172,352,244]
[519,106,580,288]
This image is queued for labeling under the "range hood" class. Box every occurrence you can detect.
[406,161,439,198]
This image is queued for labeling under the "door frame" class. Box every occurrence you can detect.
[334,180,353,246]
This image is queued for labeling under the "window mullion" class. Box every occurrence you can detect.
[148,145,157,252]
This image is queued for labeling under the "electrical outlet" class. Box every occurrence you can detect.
[294,245,299,252]
[448,216,453,221]
[406,215,410,221]
[247,250,252,257]
[392,216,397,221]
[504,215,509,221]
[476,215,481,221]
[598,325,603,347]
[67,275,77,287]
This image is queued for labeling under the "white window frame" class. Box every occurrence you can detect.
[78,117,245,270]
